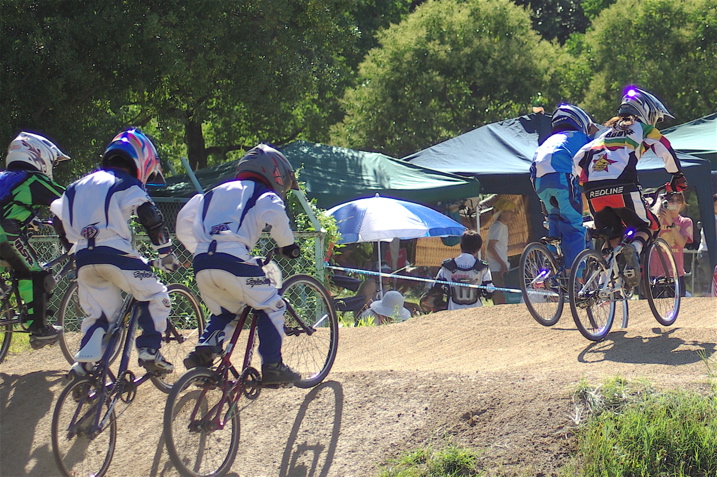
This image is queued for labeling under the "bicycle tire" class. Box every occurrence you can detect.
[568,249,616,341]
[151,284,206,393]
[164,367,240,477]
[280,274,338,388]
[0,282,15,364]
[51,377,117,477]
[519,242,564,326]
[0,322,12,364]
[57,282,127,366]
[643,238,681,326]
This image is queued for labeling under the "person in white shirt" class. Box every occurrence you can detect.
[52,128,179,377]
[486,199,516,304]
[176,144,302,385]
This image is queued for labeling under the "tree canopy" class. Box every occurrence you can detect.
[333,0,563,158]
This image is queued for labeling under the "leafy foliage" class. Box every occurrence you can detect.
[575,0,717,125]
[333,0,563,158]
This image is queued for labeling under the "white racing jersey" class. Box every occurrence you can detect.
[176,180,295,261]
[573,121,680,191]
[50,169,152,254]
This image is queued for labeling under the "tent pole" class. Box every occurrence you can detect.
[180,157,204,194]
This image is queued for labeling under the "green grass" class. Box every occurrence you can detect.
[380,446,482,477]
[6,327,30,355]
[568,376,717,476]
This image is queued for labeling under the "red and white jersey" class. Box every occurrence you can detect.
[573,121,681,190]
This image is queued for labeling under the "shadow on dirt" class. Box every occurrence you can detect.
[279,381,343,477]
[0,370,65,476]
[576,328,716,366]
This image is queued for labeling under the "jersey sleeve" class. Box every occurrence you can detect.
[175,194,203,254]
[260,194,295,247]
[31,174,66,206]
[642,124,681,174]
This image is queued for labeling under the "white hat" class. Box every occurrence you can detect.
[370,291,411,321]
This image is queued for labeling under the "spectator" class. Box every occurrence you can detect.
[357,290,410,325]
[652,191,693,296]
[697,194,717,295]
[432,230,493,310]
[486,199,517,304]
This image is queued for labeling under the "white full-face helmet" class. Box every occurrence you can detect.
[5,132,70,180]
[618,87,674,126]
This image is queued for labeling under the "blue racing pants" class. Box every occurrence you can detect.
[534,173,586,269]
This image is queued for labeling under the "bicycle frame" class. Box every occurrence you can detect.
[0,252,73,331]
[67,297,155,438]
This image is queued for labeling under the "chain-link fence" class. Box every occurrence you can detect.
[31,197,326,316]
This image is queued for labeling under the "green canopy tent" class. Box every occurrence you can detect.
[664,112,717,167]
[149,140,480,209]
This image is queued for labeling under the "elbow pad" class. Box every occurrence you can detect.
[136,202,171,248]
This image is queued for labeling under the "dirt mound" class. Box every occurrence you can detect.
[1,297,715,476]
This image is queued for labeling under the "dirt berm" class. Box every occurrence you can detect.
[1,297,715,476]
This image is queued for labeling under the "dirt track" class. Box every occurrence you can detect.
[1,297,716,476]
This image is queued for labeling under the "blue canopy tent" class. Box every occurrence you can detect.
[403,113,717,269]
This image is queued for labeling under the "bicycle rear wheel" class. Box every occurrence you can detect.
[0,282,15,363]
[151,284,206,393]
[643,238,681,326]
[569,249,616,341]
[57,282,127,366]
[164,368,239,477]
[51,377,117,477]
[519,242,564,326]
[280,274,338,388]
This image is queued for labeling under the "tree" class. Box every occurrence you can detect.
[0,0,363,177]
[575,0,717,125]
[333,0,563,158]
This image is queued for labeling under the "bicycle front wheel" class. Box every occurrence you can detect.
[280,274,338,388]
[569,249,616,341]
[51,377,117,477]
[151,284,206,393]
[164,368,240,477]
[519,242,564,326]
[643,238,681,326]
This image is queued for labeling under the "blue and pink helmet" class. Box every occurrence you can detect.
[102,128,165,185]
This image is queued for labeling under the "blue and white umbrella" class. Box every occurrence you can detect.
[326,195,466,244]
[327,195,466,297]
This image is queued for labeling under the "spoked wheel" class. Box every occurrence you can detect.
[52,377,117,477]
[151,284,206,393]
[519,242,564,326]
[57,282,126,366]
[0,321,12,364]
[280,274,339,388]
[569,249,616,341]
[164,368,239,477]
[643,238,681,326]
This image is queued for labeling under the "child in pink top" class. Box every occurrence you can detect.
[652,191,693,296]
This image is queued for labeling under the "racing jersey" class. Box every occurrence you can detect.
[50,169,153,254]
[0,169,65,232]
[531,130,591,178]
[573,121,681,192]
[175,180,295,262]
